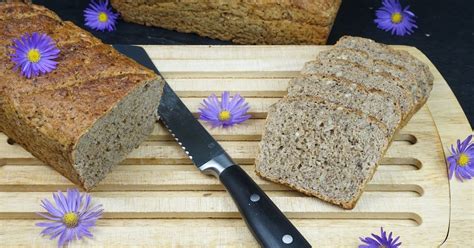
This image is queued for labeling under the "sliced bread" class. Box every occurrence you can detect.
[255,97,390,209]
[335,36,433,103]
[317,48,422,106]
[301,58,415,120]
[288,74,401,134]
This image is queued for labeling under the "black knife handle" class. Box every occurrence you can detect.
[219,165,312,248]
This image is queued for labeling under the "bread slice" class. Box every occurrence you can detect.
[301,58,415,120]
[0,3,165,190]
[288,74,401,134]
[317,48,422,106]
[335,36,433,104]
[255,97,390,209]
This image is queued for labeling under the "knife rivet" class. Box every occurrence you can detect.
[282,234,293,244]
[178,142,182,146]
[189,156,193,159]
[185,151,189,155]
[182,146,186,150]
[250,194,260,202]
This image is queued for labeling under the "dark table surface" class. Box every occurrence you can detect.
[34,0,474,128]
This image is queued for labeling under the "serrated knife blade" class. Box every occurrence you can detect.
[158,83,228,170]
[113,45,311,248]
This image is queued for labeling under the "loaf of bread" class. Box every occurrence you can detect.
[110,0,341,45]
[255,97,390,209]
[0,3,165,190]
[288,74,402,134]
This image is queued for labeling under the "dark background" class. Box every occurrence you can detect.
[34,0,474,128]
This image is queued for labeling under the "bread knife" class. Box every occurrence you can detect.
[113,45,311,248]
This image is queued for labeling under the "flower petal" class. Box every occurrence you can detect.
[36,212,62,221]
[41,199,64,217]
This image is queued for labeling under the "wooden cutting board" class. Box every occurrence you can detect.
[0,45,472,247]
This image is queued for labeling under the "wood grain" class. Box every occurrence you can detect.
[0,45,467,247]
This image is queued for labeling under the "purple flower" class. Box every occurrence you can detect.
[199,91,251,128]
[447,134,474,181]
[36,188,103,247]
[10,32,60,78]
[359,227,401,248]
[374,0,417,36]
[84,0,119,31]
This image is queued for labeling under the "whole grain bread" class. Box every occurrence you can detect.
[255,97,390,209]
[288,74,402,134]
[110,0,341,45]
[301,58,415,120]
[335,36,433,104]
[317,48,422,106]
[0,3,165,190]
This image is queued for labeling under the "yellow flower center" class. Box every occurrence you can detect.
[98,12,108,22]
[391,12,403,24]
[218,110,231,121]
[27,49,41,63]
[63,212,79,228]
[458,153,470,167]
